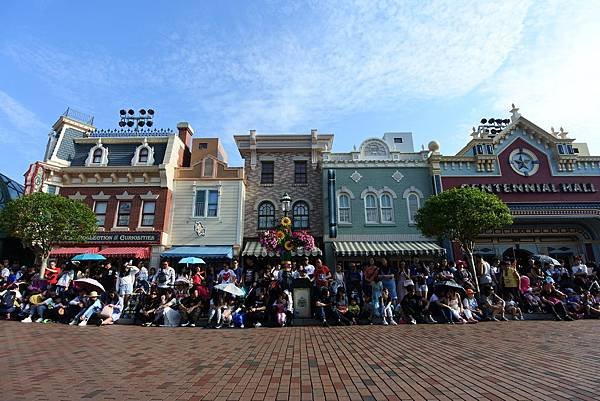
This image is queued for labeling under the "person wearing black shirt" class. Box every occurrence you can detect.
[315,288,333,327]
[401,284,433,324]
[100,263,117,293]
[540,278,573,321]
[179,288,203,327]
[246,292,267,328]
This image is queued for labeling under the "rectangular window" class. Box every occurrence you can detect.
[294,161,307,184]
[117,201,132,227]
[557,144,564,154]
[573,148,579,154]
[261,161,274,184]
[141,201,156,227]
[394,137,403,143]
[486,144,494,154]
[566,144,574,154]
[338,195,351,223]
[476,144,484,154]
[94,201,107,226]
[198,143,208,149]
[46,185,57,194]
[194,189,219,217]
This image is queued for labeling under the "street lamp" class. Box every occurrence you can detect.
[280,192,292,217]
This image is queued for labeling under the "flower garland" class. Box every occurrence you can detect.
[258,216,316,257]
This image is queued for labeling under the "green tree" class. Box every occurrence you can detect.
[0,192,97,275]
[415,187,513,292]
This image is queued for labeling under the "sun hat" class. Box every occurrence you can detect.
[88,291,100,298]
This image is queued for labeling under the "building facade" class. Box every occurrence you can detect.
[322,133,445,267]
[436,105,600,263]
[165,137,245,263]
[28,109,191,268]
[235,130,333,259]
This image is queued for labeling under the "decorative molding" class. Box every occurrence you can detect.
[116,191,135,200]
[91,191,111,201]
[68,191,87,201]
[254,198,280,211]
[336,186,356,199]
[381,186,398,199]
[85,138,109,166]
[360,186,378,199]
[140,191,160,200]
[392,170,404,182]
[350,171,362,183]
[402,186,424,199]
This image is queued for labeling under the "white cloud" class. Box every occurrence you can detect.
[482,1,600,154]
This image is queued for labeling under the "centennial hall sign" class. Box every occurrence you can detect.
[461,182,597,194]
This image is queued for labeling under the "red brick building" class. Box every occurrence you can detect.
[26,109,193,267]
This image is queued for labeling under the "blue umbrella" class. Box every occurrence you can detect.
[178,256,205,265]
[71,253,106,262]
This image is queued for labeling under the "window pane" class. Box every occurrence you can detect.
[95,202,107,214]
[118,215,130,226]
[293,202,309,229]
[381,209,393,222]
[207,190,219,216]
[142,215,155,226]
[143,201,155,213]
[339,195,349,208]
[261,161,274,184]
[381,194,391,207]
[139,148,149,163]
[96,215,106,226]
[366,209,378,222]
[119,202,131,213]
[339,209,350,223]
[408,194,419,222]
[194,190,206,217]
[294,161,307,184]
[366,195,376,208]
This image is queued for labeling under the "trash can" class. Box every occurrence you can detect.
[292,278,312,319]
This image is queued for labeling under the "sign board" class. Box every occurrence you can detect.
[293,287,311,319]
[88,232,161,243]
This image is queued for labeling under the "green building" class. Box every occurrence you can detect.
[322,133,445,268]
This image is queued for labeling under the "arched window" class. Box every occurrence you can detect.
[138,148,149,163]
[92,148,103,164]
[364,194,378,223]
[380,193,394,223]
[258,201,275,230]
[338,194,351,223]
[407,193,420,224]
[292,201,309,229]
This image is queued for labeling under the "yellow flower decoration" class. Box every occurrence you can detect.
[281,216,292,227]
[284,240,294,251]
[276,231,285,240]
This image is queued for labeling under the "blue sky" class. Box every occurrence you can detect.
[1,0,599,181]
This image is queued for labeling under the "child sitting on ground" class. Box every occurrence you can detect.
[347,298,360,325]
[505,293,524,320]
[523,287,543,313]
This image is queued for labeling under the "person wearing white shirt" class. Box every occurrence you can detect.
[153,261,176,291]
[302,257,315,278]
[572,257,588,276]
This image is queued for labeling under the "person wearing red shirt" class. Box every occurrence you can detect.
[314,258,331,290]
[363,258,379,298]
[44,261,62,287]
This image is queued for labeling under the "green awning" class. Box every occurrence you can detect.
[242,241,322,257]
[333,241,445,257]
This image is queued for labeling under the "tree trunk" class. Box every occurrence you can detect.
[464,242,480,294]
[39,253,49,278]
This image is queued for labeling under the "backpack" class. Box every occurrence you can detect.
[156,270,168,284]
[1,290,16,308]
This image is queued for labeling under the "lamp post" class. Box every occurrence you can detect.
[280,192,292,217]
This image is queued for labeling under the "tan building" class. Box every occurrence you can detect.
[234,129,333,258]
[165,137,245,262]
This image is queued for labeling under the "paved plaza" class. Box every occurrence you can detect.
[1,320,599,401]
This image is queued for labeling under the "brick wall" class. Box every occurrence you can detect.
[243,151,324,238]
[59,186,171,233]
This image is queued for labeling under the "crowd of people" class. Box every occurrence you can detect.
[1,254,599,328]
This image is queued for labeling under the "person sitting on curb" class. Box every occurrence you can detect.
[400,282,436,324]
[462,288,482,322]
[69,291,103,326]
[540,277,573,321]
[480,286,508,321]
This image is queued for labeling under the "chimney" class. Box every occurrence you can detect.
[177,122,194,148]
[177,122,194,167]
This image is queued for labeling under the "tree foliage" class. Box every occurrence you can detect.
[416,187,513,250]
[0,192,97,264]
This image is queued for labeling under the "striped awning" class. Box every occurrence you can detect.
[99,247,150,259]
[333,241,445,257]
[49,247,99,257]
[242,241,322,257]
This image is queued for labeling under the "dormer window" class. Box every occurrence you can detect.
[138,148,149,163]
[85,139,109,166]
[131,138,155,166]
[203,158,214,177]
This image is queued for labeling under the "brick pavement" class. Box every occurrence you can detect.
[1,320,600,401]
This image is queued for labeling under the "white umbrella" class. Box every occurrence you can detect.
[214,282,245,297]
[73,278,106,293]
[533,255,561,265]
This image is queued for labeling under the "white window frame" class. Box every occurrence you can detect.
[85,140,109,166]
[337,193,351,224]
[140,200,156,227]
[364,193,378,224]
[379,192,394,223]
[93,201,108,227]
[193,188,220,218]
[131,139,155,166]
[406,193,421,224]
[115,200,132,227]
